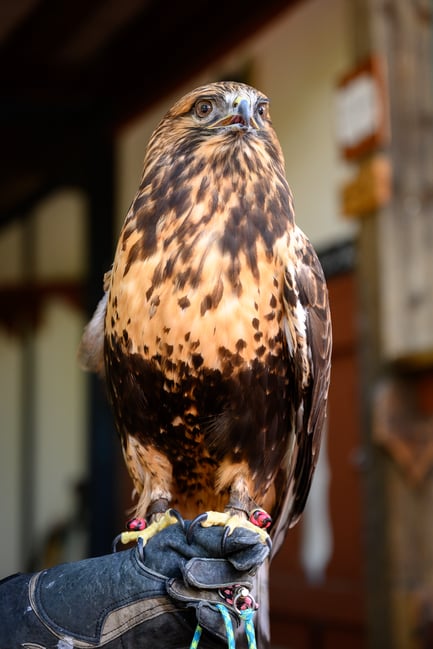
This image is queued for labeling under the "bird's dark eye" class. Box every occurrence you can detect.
[257,103,267,118]
[194,99,213,118]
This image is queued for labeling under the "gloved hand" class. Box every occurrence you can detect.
[0,512,270,649]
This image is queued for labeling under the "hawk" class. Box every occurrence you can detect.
[79,81,331,647]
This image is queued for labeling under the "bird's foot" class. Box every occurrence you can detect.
[186,509,271,548]
[114,509,182,549]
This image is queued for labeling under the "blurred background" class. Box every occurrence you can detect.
[1,0,432,647]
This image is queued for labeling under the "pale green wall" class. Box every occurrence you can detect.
[251,0,356,248]
[0,191,88,576]
[0,331,21,572]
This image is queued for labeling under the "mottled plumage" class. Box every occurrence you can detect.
[79,81,331,648]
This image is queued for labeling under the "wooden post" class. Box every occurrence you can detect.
[357,209,394,649]
[341,2,395,646]
[84,131,119,558]
[359,1,433,647]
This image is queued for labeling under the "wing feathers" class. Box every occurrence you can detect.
[274,233,332,549]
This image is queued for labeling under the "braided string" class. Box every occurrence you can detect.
[216,604,236,648]
[239,608,257,649]
[189,604,257,649]
[189,623,203,649]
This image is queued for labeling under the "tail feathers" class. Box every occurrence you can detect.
[78,270,111,376]
[77,291,107,376]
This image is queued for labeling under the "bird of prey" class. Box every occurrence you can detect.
[79,81,331,647]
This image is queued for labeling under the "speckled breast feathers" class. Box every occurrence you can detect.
[81,81,331,544]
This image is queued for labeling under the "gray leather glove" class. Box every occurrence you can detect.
[0,512,270,648]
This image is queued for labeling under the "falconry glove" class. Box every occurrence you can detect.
[0,514,270,649]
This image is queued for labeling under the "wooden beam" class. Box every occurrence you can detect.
[0,281,84,335]
[0,0,106,66]
[347,2,394,647]
[88,0,298,123]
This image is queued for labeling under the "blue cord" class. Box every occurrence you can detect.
[216,604,236,649]
[239,608,257,649]
[189,622,203,649]
[189,604,257,649]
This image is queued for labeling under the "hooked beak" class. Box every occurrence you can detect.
[213,96,258,130]
[231,98,253,127]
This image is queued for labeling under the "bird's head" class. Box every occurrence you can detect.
[142,81,284,192]
[165,81,271,136]
[147,82,283,153]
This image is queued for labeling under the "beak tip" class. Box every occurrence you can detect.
[236,98,251,127]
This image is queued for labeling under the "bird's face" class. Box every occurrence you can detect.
[160,81,274,141]
[189,85,270,133]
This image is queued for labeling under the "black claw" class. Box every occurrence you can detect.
[221,524,231,554]
[186,512,209,544]
[112,533,122,553]
[136,536,145,562]
[168,508,186,530]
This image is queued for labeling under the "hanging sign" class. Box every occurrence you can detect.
[335,55,389,160]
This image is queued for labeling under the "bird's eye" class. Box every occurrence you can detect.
[194,99,213,118]
[257,103,267,118]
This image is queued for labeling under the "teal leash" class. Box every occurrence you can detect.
[189,623,203,649]
[189,604,257,649]
[215,604,237,648]
[239,607,257,649]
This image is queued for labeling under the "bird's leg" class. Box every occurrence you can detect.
[187,473,272,544]
[146,497,171,522]
[117,439,178,545]
[225,473,272,531]
[225,493,272,531]
[123,437,174,519]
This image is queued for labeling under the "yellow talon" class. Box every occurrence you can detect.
[199,511,269,544]
[119,510,178,546]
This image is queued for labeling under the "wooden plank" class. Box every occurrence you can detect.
[377,0,433,365]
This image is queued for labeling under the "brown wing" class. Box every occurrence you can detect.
[271,228,332,557]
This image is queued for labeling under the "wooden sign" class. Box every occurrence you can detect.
[335,55,389,160]
[341,154,392,218]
